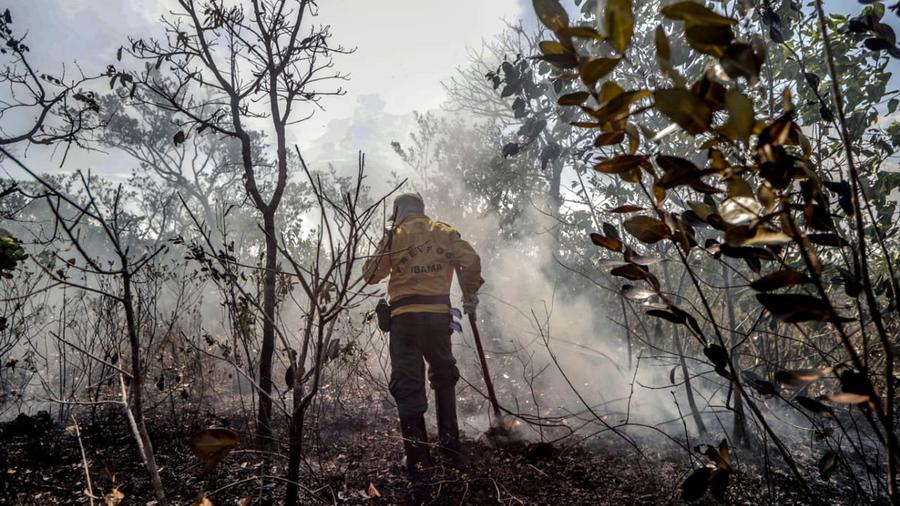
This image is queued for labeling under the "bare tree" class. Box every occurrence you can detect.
[119,0,351,445]
[277,152,393,504]
[1,149,170,505]
[0,9,103,150]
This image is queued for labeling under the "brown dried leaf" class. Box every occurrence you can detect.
[608,204,644,213]
[595,131,626,146]
[188,428,239,473]
[590,233,622,252]
[828,392,871,404]
[681,466,715,502]
[756,294,841,323]
[796,396,835,419]
[610,263,649,281]
[558,92,591,106]
[623,216,671,244]
[774,368,830,387]
[622,284,656,300]
[749,270,811,292]
[104,488,125,506]
[818,451,837,481]
[192,494,214,506]
[595,155,648,174]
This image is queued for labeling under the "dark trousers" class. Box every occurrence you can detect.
[389,312,459,417]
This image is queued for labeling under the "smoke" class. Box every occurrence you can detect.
[411,171,694,446]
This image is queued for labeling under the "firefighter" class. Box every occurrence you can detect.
[363,193,483,481]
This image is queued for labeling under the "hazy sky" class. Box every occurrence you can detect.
[3,0,895,180]
[9,1,527,162]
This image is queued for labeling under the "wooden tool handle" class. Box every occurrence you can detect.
[468,313,501,416]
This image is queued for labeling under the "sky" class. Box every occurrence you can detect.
[1,0,896,181]
[3,0,529,180]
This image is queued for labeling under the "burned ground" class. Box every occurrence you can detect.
[0,407,867,505]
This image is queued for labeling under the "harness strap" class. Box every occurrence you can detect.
[390,294,451,311]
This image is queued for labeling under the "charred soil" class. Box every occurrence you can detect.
[0,409,868,505]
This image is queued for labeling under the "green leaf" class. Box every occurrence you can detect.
[533,0,569,32]
[654,88,713,134]
[558,91,591,106]
[684,23,733,57]
[720,43,763,84]
[655,26,670,61]
[719,90,755,143]
[588,89,650,125]
[557,26,603,39]
[579,58,620,88]
[605,0,634,54]
[539,52,580,68]
[539,40,568,55]
[661,2,737,26]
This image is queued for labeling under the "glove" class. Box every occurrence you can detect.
[462,293,479,317]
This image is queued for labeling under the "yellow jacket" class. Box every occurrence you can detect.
[363,214,483,317]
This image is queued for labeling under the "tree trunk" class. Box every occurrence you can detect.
[723,262,749,447]
[675,330,707,435]
[122,273,168,506]
[284,380,305,505]
[256,211,278,446]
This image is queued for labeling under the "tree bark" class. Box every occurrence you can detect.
[256,211,278,446]
[675,331,707,435]
[723,262,748,447]
[284,382,305,505]
[122,272,168,506]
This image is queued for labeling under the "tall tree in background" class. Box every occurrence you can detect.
[119,0,350,445]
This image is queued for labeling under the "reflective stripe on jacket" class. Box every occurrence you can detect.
[363,214,483,317]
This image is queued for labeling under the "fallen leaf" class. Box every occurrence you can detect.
[104,488,125,506]
[188,428,239,473]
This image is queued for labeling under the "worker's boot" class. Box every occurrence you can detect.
[399,413,433,481]
[434,386,465,469]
